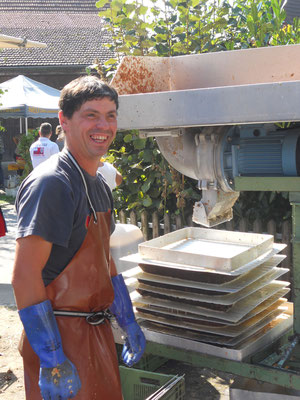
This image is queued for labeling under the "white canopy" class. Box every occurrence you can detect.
[0,75,60,119]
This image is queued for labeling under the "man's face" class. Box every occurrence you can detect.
[59,97,117,163]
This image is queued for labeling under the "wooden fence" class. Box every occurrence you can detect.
[117,209,293,296]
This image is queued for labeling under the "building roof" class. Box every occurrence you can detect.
[0,1,112,68]
[0,0,101,13]
[284,0,300,24]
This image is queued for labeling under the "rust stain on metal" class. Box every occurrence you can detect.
[113,57,170,95]
[114,59,156,94]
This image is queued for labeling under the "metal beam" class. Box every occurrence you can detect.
[118,81,300,131]
[234,177,300,192]
[146,341,300,390]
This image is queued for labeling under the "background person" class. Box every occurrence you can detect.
[0,134,4,190]
[0,205,7,237]
[12,76,145,400]
[55,124,65,151]
[29,123,59,168]
[98,158,123,191]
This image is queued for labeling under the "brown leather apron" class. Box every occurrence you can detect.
[19,210,123,399]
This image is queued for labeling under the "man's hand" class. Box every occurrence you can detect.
[39,359,81,399]
[110,274,146,367]
[19,300,81,400]
[121,322,146,367]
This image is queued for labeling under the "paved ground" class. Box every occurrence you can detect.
[0,204,16,306]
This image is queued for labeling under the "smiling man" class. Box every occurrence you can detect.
[12,76,146,400]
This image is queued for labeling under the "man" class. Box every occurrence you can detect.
[12,76,146,399]
[98,158,123,191]
[29,122,59,168]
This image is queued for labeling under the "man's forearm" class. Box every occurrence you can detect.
[12,235,52,309]
[12,270,47,310]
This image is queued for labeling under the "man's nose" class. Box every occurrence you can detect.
[95,116,110,129]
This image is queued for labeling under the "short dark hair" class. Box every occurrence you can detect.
[40,122,52,137]
[59,75,119,119]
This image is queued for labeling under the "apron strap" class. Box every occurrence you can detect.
[53,309,113,325]
[66,151,98,223]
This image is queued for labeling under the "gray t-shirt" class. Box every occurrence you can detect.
[15,149,115,286]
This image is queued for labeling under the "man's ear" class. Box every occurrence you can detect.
[58,110,68,132]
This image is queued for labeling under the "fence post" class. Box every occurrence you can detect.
[225,220,234,231]
[267,219,277,237]
[152,211,160,238]
[119,210,127,224]
[164,213,171,234]
[175,214,183,230]
[253,218,263,233]
[238,217,248,233]
[141,210,149,241]
[130,210,137,226]
[187,214,194,227]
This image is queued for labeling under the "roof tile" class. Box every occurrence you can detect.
[0,0,102,13]
[0,12,114,67]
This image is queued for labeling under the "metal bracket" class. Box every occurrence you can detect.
[139,129,183,138]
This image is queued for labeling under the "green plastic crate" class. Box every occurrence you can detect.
[119,366,185,400]
[116,343,168,371]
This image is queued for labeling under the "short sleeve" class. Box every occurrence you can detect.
[51,142,59,155]
[16,175,75,247]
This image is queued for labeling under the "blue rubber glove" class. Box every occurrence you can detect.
[19,300,81,399]
[110,274,146,367]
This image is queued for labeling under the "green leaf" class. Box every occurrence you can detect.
[96,0,109,8]
[104,58,118,66]
[141,180,152,193]
[139,5,149,15]
[142,196,153,207]
[251,3,258,23]
[247,16,256,36]
[124,134,132,143]
[173,26,186,34]
[141,39,155,48]
[133,138,146,149]
[191,0,200,7]
[124,4,136,13]
[110,1,123,11]
[128,183,139,193]
[132,48,144,56]
[142,149,153,162]
[98,9,112,18]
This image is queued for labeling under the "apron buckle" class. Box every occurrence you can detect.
[86,310,113,326]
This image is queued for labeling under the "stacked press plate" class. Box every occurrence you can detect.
[123,227,292,357]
